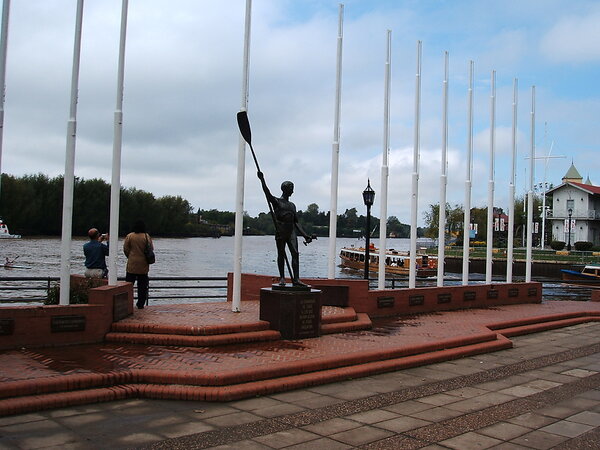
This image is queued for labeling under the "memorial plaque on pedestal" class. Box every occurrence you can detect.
[260,287,321,339]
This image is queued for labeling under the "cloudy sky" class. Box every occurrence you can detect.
[1,0,599,225]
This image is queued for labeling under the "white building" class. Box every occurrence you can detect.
[546,163,600,246]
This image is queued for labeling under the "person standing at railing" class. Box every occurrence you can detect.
[83,228,109,278]
[123,220,154,309]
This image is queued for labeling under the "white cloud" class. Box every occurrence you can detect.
[540,8,600,63]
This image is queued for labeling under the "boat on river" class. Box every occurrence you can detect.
[340,244,438,277]
[0,219,20,239]
[560,264,600,284]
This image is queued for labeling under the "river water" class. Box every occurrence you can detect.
[0,236,418,279]
[0,236,588,303]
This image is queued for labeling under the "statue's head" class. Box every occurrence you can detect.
[281,181,294,196]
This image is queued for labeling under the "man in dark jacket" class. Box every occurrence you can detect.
[83,228,109,278]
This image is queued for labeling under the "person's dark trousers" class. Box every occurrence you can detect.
[126,272,149,308]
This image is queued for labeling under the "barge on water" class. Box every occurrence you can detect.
[340,244,438,277]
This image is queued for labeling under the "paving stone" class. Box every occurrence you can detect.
[507,412,557,429]
[478,422,531,440]
[445,386,490,399]
[410,406,464,422]
[538,405,579,419]
[284,437,352,449]
[288,394,344,409]
[439,431,502,449]
[203,411,263,428]
[383,400,434,415]
[253,428,322,448]
[208,440,272,449]
[498,385,543,397]
[539,420,593,438]
[417,393,460,406]
[374,415,431,433]
[566,410,600,426]
[510,430,569,449]
[250,403,306,418]
[301,417,359,436]
[229,397,286,411]
[345,409,398,424]
[329,425,394,446]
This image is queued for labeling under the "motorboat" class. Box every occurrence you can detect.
[0,219,20,239]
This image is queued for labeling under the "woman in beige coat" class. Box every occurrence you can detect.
[123,220,154,309]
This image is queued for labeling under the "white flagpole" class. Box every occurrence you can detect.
[485,70,496,285]
[377,29,391,289]
[409,41,422,289]
[0,0,10,211]
[462,61,474,285]
[327,3,344,279]
[232,0,252,312]
[108,0,128,286]
[59,0,84,305]
[526,86,535,282]
[437,51,448,287]
[507,78,518,282]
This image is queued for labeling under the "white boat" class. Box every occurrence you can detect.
[0,219,21,239]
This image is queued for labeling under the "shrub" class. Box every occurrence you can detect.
[550,240,566,251]
[45,281,91,305]
[574,241,594,251]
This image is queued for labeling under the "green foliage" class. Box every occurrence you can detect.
[574,241,594,251]
[0,173,217,237]
[45,282,90,305]
[550,240,566,250]
[0,173,418,238]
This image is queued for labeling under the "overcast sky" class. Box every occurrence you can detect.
[1,0,599,225]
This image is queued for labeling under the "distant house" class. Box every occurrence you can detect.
[546,163,600,245]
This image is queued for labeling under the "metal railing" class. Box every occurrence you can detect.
[0,276,228,304]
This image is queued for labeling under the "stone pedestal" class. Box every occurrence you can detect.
[259,286,321,339]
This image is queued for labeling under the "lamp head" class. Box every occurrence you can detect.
[362,179,375,207]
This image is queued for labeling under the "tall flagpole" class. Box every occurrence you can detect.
[327,3,344,279]
[377,29,391,289]
[462,61,474,285]
[526,86,535,282]
[507,78,518,282]
[437,51,448,287]
[108,0,128,286]
[232,0,252,312]
[59,0,84,305]
[0,0,10,213]
[485,70,496,285]
[409,41,422,289]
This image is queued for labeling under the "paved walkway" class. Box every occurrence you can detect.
[1,321,600,448]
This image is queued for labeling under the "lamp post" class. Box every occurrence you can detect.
[362,180,375,280]
[567,207,573,251]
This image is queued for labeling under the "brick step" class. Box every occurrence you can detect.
[493,316,600,337]
[110,320,272,336]
[104,329,281,347]
[110,307,360,337]
[321,313,372,334]
[0,333,510,416]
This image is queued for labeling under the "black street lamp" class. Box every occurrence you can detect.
[362,180,375,280]
[567,207,573,251]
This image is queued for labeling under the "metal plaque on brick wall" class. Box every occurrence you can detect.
[113,292,130,321]
[463,291,476,301]
[51,315,86,332]
[377,296,395,308]
[528,288,538,297]
[487,289,499,299]
[409,295,424,306]
[437,293,452,304]
[508,288,519,298]
[0,318,15,335]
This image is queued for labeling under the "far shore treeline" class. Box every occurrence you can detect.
[0,174,420,238]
